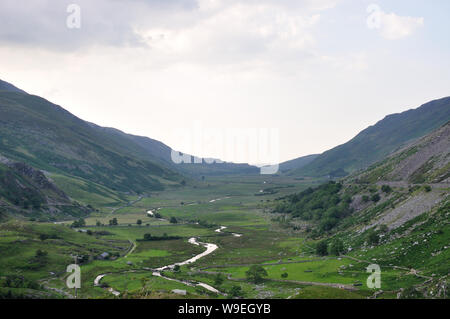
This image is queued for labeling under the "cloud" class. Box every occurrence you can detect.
[0,0,334,56]
[0,0,199,50]
[367,5,424,40]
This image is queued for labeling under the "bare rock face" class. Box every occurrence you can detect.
[388,123,450,183]
[353,122,450,184]
[9,162,69,199]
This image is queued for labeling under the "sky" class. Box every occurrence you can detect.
[1,0,449,165]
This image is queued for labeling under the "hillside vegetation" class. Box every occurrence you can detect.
[271,122,449,297]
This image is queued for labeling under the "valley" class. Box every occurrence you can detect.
[1,171,447,299]
[0,80,448,300]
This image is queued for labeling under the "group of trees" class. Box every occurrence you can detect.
[71,218,86,228]
[274,182,353,233]
[316,238,345,256]
[362,193,381,203]
[140,233,181,241]
[245,265,268,284]
[0,275,41,290]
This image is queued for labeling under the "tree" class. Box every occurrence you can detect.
[143,233,152,241]
[111,218,118,226]
[154,212,162,219]
[173,265,180,272]
[96,220,101,227]
[330,239,344,256]
[381,185,392,194]
[371,193,380,202]
[214,273,224,286]
[368,231,379,245]
[170,217,178,224]
[379,224,389,233]
[316,241,328,256]
[71,218,86,228]
[137,219,142,226]
[229,285,242,298]
[281,272,288,279]
[245,265,268,283]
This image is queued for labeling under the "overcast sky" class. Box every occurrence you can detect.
[1,0,449,164]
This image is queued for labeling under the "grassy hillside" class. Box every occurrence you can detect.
[279,154,319,173]
[0,79,26,94]
[270,123,449,297]
[292,97,450,177]
[0,91,183,193]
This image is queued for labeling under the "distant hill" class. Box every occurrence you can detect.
[279,154,319,173]
[94,125,259,177]
[291,97,450,177]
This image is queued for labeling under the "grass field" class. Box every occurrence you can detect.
[0,175,443,299]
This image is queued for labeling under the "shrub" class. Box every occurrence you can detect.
[316,241,328,256]
[367,231,379,245]
[329,239,344,255]
[381,185,392,193]
[245,265,268,283]
[229,285,242,298]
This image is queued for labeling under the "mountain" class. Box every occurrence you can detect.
[0,79,27,94]
[0,81,182,194]
[354,121,450,184]
[290,97,450,177]
[0,79,259,198]
[94,125,259,177]
[275,120,449,235]
[275,121,450,234]
[278,154,319,173]
[273,122,449,297]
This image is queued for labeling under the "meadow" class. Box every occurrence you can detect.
[1,174,439,299]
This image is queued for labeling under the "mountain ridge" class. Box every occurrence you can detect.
[288,96,450,177]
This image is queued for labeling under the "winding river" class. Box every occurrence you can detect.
[94,235,224,296]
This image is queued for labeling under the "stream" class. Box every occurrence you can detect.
[94,235,225,296]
